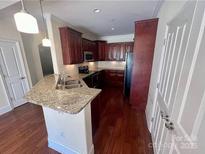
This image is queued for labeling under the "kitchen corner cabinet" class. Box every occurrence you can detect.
[130,18,158,110]
[107,42,134,61]
[82,38,98,60]
[59,27,83,64]
[95,41,107,61]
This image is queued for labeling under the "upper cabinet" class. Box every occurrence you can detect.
[95,41,107,61]
[59,26,133,63]
[107,42,134,61]
[59,27,83,64]
[82,38,97,61]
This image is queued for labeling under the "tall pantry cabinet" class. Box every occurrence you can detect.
[130,18,158,110]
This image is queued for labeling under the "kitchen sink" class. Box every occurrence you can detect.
[64,84,83,89]
[56,76,83,90]
[65,80,81,85]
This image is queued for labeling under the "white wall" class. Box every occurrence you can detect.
[99,34,134,43]
[43,104,93,154]
[21,33,44,85]
[0,15,32,113]
[145,0,188,131]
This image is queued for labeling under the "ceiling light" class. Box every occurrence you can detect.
[111,27,115,30]
[40,0,51,47]
[14,0,39,34]
[42,37,51,47]
[93,8,101,13]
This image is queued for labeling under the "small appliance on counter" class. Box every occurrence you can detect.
[78,65,89,74]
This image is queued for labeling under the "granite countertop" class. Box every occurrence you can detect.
[25,74,101,114]
[78,68,103,79]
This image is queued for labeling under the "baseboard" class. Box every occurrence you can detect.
[89,144,94,154]
[48,138,80,154]
[0,104,12,115]
[145,108,152,133]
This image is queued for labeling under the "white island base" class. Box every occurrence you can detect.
[42,103,94,154]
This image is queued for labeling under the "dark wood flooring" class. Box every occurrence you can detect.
[0,86,153,154]
[93,87,153,154]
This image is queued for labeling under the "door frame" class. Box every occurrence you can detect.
[0,38,31,111]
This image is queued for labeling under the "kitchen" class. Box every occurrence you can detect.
[1,0,205,154]
[24,15,157,153]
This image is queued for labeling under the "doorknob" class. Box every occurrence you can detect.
[165,122,174,131]
[20,77,26,80]
[160,111,169,122]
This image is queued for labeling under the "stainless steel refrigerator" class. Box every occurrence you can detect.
[124,52,133,97]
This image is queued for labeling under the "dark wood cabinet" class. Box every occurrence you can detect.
[107,42,134,61]
[82,38,97,61]
[95,41,107,61]
[91,94,100,136]
[130,18,158,110]
[104,70,124,87]
[59,27,83,64]
[82,71,103,88]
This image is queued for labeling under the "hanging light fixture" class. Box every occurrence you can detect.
[14,0,39,34]
[40,0,51,47]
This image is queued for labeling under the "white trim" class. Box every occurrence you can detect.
[145,108,151,132]
[0,105,12,116]
[89,144,94,154]
[48,138,80,154]
[15,41,31,90]
[191,90,205,141]
[48,139,94,154]
[0,38,32,88]
[177,4,205,142]
[0,40,31,110]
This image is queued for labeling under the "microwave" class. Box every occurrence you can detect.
[84,51,94,61]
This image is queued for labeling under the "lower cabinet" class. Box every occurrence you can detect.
[83,69,124,137]
[91,94,101,136]
[104,70,124,87]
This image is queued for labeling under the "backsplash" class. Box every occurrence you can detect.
[62,61,125,77]
[97,61,125,70]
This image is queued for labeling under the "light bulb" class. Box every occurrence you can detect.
[14,10,39,34]
[42,37,51,47]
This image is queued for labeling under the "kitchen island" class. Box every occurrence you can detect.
[25,74,101,154]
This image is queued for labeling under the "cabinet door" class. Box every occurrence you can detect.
[104,70,124,87]
[77,34,83,63]
[59,27,82,64]
[107,42,133,61]
[125,42,134,52]
[60,27,74,64]
[91,94,100,136]
[97,41,107,61]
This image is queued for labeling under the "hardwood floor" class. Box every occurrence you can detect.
[0,103,59,154]
[94,87,153,154]
[0,86,153,154]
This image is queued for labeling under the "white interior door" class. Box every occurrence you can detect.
[0,40,30,108]
[152,1,205,154]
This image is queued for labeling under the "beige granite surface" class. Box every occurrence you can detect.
[25,74,101,114]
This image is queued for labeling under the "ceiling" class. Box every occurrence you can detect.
[0,0,163,37]
[0,1,18,10]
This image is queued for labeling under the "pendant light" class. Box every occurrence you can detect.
[40,0,51,47]
[14,0,39,34]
